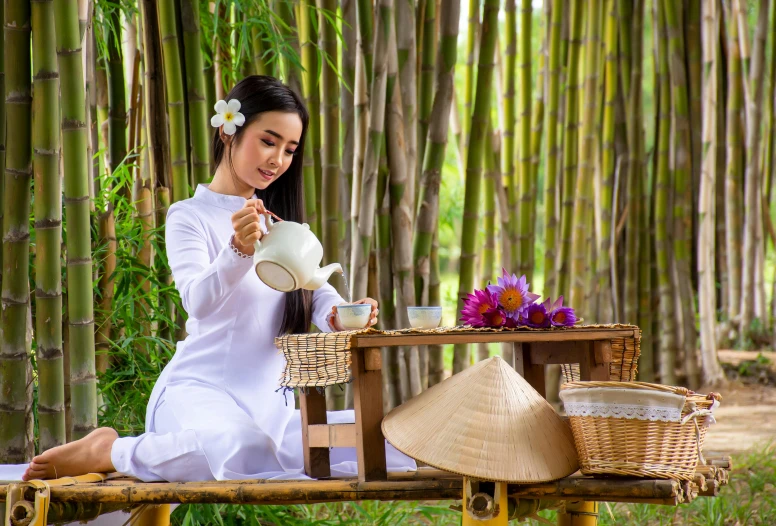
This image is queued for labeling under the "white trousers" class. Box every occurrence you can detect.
[110,386,416,482]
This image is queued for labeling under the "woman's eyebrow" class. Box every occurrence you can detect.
[264,129,300,146]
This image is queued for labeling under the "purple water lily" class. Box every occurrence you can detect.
[486,268,540,317]
[548,295,577,327]
[482,306,507,327]
[524,301,551,328]
[460,289,500,327]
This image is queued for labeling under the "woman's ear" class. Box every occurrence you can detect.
[219,128,233,147]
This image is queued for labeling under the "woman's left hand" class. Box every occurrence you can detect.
[329,297,379,331]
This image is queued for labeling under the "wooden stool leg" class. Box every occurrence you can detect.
[134,504,171,526]
[579,341,611,381]
[513,343,546,398]
[352,347,387,482]
[300,387,331,478]
[558,500,598,526]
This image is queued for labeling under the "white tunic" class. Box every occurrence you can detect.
[146,183,340,449]
[108,184,415,481]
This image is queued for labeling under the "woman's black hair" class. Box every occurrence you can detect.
[211,75,313,336]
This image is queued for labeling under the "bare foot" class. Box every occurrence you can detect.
[22,427,119,481]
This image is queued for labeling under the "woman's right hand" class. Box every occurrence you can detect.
[231,199,268,256]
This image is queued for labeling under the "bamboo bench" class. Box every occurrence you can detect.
[2,326,731,525]
[0,459,730,525]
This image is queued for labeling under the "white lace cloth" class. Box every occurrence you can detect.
[560,388,693,423]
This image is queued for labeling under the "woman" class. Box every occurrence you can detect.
[22,76,415,482]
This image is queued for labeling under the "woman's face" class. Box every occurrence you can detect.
[227,110,303,191]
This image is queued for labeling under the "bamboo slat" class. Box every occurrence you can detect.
[0,471,724,507]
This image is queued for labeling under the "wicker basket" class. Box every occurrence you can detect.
[559,381,721,480]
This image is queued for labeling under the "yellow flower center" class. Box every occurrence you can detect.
[530,310,545,324]
[224,112,234,122]
[478,303,490,315]
[500,289,523,311]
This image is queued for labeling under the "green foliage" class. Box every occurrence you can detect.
[92,158,180,435]
[171,500,460,525]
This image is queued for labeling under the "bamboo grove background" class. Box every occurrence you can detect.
[0,0,775,466]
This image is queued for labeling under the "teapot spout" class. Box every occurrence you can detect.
[302,263,344,290]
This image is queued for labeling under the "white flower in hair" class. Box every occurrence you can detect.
[211,99,245,135]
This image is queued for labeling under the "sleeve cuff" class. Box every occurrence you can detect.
[215,235,256,287]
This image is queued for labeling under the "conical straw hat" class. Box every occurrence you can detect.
[382,355,579,483]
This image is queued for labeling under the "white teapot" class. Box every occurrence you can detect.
[253,219,343,292]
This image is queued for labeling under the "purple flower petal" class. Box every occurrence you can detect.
[460,289,499,327]
[550,306,577,327]
[482,307,507,327]
[487,269,540,316]
[525,302,551,328]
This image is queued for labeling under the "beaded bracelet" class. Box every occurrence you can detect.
[229,235,253,259]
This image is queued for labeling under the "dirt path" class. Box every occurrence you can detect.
[702,350,776,455]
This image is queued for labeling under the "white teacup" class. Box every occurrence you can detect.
[337,304,372,329]
[407,306,443,329]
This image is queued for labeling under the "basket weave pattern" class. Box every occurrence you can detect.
[275,324,641,388]
[561,381,719,481]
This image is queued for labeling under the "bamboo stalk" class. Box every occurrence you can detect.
[277,0,303,97]
[95,205,116,376]
[569,0,602,314]
[357,0,374,87]
[504,0,517,269]
[351,0,391,301]
[157,0,189,202]
[413,0,459,306]
[351,43,368,289]
[376,153,404,406]
[54,0,97,440]
[453,0,499,373]
[597,0,617,322]
[106,4,126,176]
[698,0,725,384]
[154,188,174,344]
[479,125,498,363]
[180,0,211,187]
[662,0,699,387]
[298,0,320,235]
[687,0,703,263]
[417,0,435,192]
[385,17,421,397]
[33,0,66,452]
[740,0,769,335]
[139,0,171,189]
[557,0,583,300]
[725,1,744,337]
[543,0,562,299]
[528,35,546,282]
[340,0,356,283]
[319,0,343,296]
[0,0,33,462]
[517,0,533,280]
[427,231,444,387]
[461,0,479,160]
[396,0,417,208]
[715,5,728,331]
[624,0,644,327]
[654,0,677,385]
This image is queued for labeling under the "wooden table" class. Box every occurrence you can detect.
[299,326,639,482]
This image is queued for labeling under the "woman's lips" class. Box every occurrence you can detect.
[259,168,274,181]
